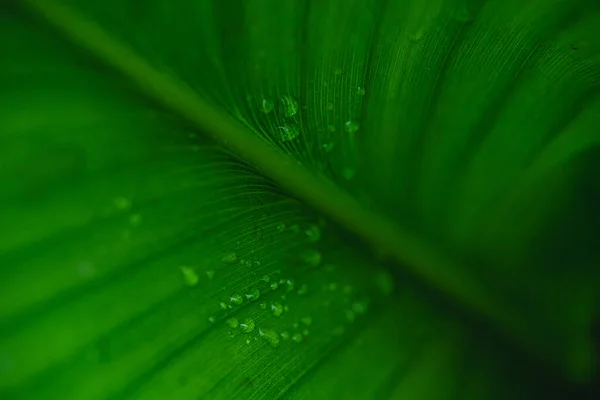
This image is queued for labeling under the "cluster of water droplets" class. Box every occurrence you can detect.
[176,214,396,351]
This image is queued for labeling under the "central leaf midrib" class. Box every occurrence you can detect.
[20,0,534,371]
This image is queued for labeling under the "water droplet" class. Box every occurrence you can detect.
[129,214,142,226]
[291,333,303,343]
[344,120,359,134]
[328,282,338,291]
[289,225,300,234]
[114,197,131,210]
[304,224,321,242]
[277,125,300,142]
[271,302,284,317]
[245,288,261,301]
[301,316,312,326]
[219,302,228,310]
[222,252,238,264]
[260,98,274,114]
[284,305,289,312]
[280,331,290,340]
[208,316,216,323]
[342,166,356,181]
[270,282,279,290]
[322,142,334,152]
[327,102,334,111]
[357,87,365,96]
[376,270,395,295]
[205,270,215,280]
[285,279,295,292]
[226,317,239,328]
[303,329,310,336]
[345,309,356,322]
[259,328,280,347]
[261,275,270,283]
[240,318,255,333]
[301,249,322,267]
[292,322,299,329]
[246,339,251,344]
[276,223,286,233]
[180,266,199,287]
[230,294,243,305]
[259,302,267,310]
[334,68,342,75]
[327,124,336,133]
[297,284,308,295]
[280,95,298,117]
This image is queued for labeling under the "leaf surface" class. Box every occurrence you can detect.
[1,0,599,399]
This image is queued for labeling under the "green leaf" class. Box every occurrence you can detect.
[1,0,599,399]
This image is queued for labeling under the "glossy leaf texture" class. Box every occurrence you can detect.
[1,0,599,399]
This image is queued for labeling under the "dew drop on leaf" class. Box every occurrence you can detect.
[327,102,334,111]
[261,275,270,283]
[322,142,334,152]
[245,288,261,301]
[276,223,286,233]
[208,316,216,324]
[357,87,365,96]
[280,94,298,117]
[230,294,243,305]
[344,120,359,134]
[327,124,336,133]
[297,283,308,295]
[219,302,228,310]
[259,98,274,114]
[222,252,238,264]
[300,316,312,326]
[280,331,290,340]
[270,282,279,290]
[304,224,321,242]
[259,302,267,310]
[226,317,239,328]
[285,279,295,291]
[205,270,215,280]
[271,302,284,317]
[180,266,199,287]
[278,124,300,142]
[259,328,280,348]
[240,318,255,333]
[291,333,303,343]
[301,249,322,267]
[334,68,342,75]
